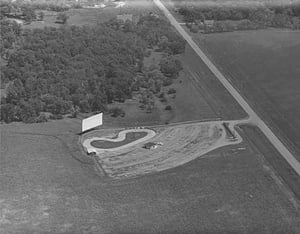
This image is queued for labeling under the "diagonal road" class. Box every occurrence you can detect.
[153,0,300,176]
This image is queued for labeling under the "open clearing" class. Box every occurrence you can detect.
[192,29,300,158]
[81,120,243,179]
[24,0,161,29]
[1,120,300,233]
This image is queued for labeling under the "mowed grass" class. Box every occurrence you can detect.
[178,44,247,120]
[90,131,148,149]
[191,29,300,158]
[1,121,300,233]
[103,98,168,127]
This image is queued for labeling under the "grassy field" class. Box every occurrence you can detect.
[179,44,247,120]
[168,0,300,7]
[1,120,300,233]
[190,29,300,159]
[239,125,300,200]
[23,0,161,29]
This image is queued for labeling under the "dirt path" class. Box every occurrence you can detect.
[153,0,300,176]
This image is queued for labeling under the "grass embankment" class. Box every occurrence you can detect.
[90,131,148,149]
[240,125,300,200]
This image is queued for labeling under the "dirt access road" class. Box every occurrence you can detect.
[153,0,300,176]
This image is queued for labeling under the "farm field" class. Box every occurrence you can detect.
[168,0,300,7]
[190,29,300,159]
[179,45,247,120]
[1,120,300,233]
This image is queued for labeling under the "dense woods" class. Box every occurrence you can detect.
[0,20,21,58]
[0,14,185,123]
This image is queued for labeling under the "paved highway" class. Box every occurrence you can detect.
[153,0,300,176]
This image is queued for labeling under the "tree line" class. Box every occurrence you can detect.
[0,14,185,123]
[177,3,300,30]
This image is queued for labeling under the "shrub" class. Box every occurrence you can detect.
[167,88,176,94]
[109,107,125,117]
[160,97,167,103]
[49,114,63,120]
[163,78,173,86]
[146,105,153,113]
[158,92,165,98]
[165,105,172,110]
[35,113,48,123]
[190,25,199,33]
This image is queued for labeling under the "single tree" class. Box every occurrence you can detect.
[37,11,44,21]
[56,12,69,24]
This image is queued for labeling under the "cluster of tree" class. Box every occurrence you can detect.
[0,13,185,123]
[135,54,182,94]
[135,55,182,114]
[0,1,69,16]
[0,1,71,24]
[178,3,300,30]
[0,3,36,22]
[188,19,261,34]
[159,56,182,78]
[0,25,147,123]
[109,107,125,117]
[138,89,155,113]
[56,12,69,24]
[0,19,21,58]
[106,14,186,55]
[24,3,69,12]
[137,15,186,55]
